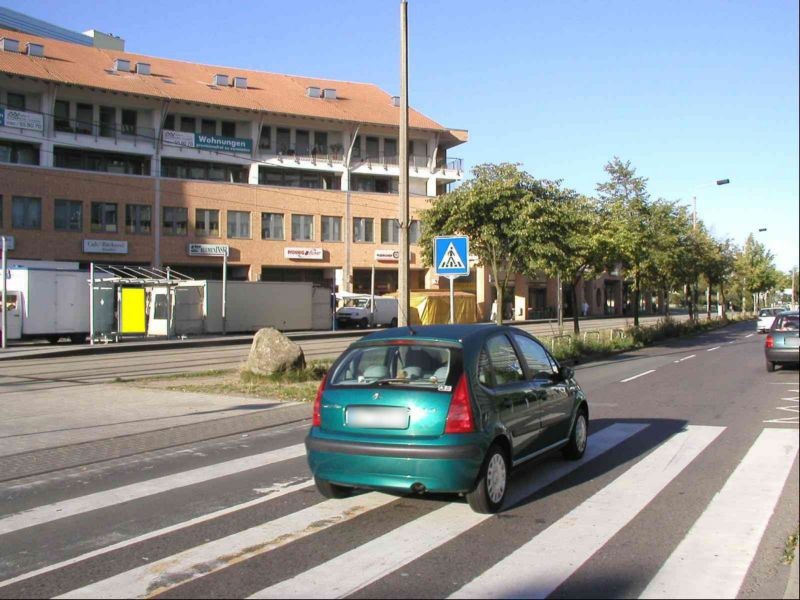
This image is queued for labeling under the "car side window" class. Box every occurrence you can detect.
[484,334,525,387]
[477,348,494,387]
[512,333,557,381]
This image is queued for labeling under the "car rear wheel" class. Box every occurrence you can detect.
[390,317,398,328]
[359,318,369,329]
[314,477,353,499]
[766,360,776,372]
[466,444,508,514]
[562,409,588,460]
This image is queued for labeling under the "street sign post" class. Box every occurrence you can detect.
[434,236,470,324]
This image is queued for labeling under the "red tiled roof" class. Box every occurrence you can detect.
[0,28,454,133]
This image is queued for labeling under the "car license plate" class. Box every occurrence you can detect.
[346,406,409,429]
[785,337,800,348]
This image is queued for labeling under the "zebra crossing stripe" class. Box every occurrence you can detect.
[248,423,648,599]
[640,428,799,599]
[0,444,306,536]
[450,425,725,599]
[56,492,398,599]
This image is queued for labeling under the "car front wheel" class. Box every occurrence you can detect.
[562,409,588,460]
[466,444,508,514]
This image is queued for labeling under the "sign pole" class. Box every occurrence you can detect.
[89,262,95,345]
[370,264,376,328]
[449,276,455,324]
[1,236,7,350]
[222,252,227,335]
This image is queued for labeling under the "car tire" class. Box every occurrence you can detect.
[390,317,398,328]
[314,477,352,499]
[766,360,776,373]
[466,443,508,514]
[359,318,369,329]
[562,408,589,460]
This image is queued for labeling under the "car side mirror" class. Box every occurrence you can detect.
[559,366,574,381]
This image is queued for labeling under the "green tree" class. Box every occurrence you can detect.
[733,235,780,311]
[419,163,539,325]
[703,237,738,319]
[596,158,652,327]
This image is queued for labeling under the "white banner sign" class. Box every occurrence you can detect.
[284,247,323,260]
[187,243,229,257]
[162,129,196,148]
[0,108,44,131]
[375,249,400,262]
[82,239,128,254]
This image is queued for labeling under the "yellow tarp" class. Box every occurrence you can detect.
[120,287,146,334]
[386,290,480,325]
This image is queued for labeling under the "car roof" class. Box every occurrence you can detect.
[356,323,509,345]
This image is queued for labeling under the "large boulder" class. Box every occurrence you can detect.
[243,328,305,376]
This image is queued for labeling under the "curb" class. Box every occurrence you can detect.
[786,542,799,600]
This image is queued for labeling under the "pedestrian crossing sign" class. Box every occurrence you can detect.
[434,235,470,277]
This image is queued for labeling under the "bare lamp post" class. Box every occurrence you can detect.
[692,178,730,319]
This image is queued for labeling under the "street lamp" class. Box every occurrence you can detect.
[689,178,730,320]
[692,178,730,229]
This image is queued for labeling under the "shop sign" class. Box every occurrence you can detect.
[82,239,128,254]
[375,249,400,262]
[0,235,14,251]
[0,108,44,131]
[187,243,229,257]
[284,247,323,260]
[162,129,252,153]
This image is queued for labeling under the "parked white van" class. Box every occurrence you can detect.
[336,295,398,328]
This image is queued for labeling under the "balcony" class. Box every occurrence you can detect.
[263,144,345,167]
[54,119,157,148]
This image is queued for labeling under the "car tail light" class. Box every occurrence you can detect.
[765,335,774,349]
[445,373,475,434]
[312,374,327,427]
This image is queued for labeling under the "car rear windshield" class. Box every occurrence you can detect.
[329,343,462,389]
[774,315,799,331]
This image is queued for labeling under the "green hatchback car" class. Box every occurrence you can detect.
[306,324,589,513]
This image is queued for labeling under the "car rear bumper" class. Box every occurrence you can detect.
[765,347,800,363]
[306,432,484,493]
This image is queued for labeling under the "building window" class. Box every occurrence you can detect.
[0,140,39,165]
[292,214,314,241]
[381,218,399,244]
[121,110,137,135]
[76,103,93,135]
[351,135,361,158]
[353,176,398,194]
[161,158,247,183]
[12,196,41,229]
[409,220,421,244]
[277,128,291,154]
[295,130,310,155]
[54,100,70,132]
[259,125,271,150]
[314,131,327,154]
[126,204,151,234]
[195,209,220,237]
[163,206,188,236]
[221,121,236,137]
[257,166,340,190]
[261,212,284,240]
[6,92,25,110]
[91,202,117,233]
[180,117,196,133]
[384,138,397,160]
[54,199,82,232]
[201,119,216,135]
[163,114,175,130]
[227,210,250,239]
[366,136,379,159]
[99,106,116,137]
[321,216,341,242]
[54,148,150,176]
[353,217,374,243]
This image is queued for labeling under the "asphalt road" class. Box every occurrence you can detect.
[0,320,797,599]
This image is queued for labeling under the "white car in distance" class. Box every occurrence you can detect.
[757,308,782,333]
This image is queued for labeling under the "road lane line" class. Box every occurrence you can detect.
[673,354,696,363]
[56,492,399,599]
[746,334,754,338]
[249,423,649,599]
[640,428,799,599]
[0,444,306,536]
[620,370,656,383]
[450,425,725,599]
[707,346,721,352]
[0,480,314,590]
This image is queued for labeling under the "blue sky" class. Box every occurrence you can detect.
[12,0,800,271]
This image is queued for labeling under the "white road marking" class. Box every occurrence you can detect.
[707,346,721,352]
[763,391,799,425]
[640,428,799,599]
[451,425,724,600]
[673,354,696,363]
[0,480,314,590]
[746,334,754,338]
[620,370,656,383]
[0,444,306,536]
[56,492,399,599]
[250,423,649,600]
